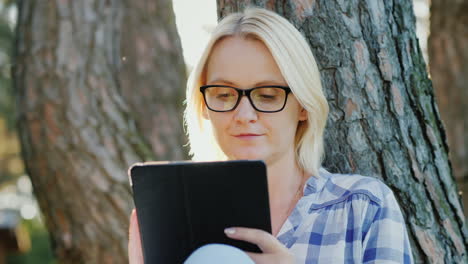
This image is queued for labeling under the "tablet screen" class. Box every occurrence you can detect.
[130,160,271,263]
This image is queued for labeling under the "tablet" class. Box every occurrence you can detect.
[129,160,271,263]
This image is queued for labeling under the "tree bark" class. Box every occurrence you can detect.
[217,1,467,263]
[13,0,186,263]
[429,0,468,217]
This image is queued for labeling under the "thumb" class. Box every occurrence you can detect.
[129,209,144,264]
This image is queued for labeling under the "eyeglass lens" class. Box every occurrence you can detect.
[204,86,287,112]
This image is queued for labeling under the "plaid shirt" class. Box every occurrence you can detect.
[277,167,413,263]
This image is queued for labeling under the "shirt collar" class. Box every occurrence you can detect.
[303,167,331,196]
[277,167,332,243]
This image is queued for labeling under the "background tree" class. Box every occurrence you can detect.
[429,0,468,215]
[13,0,186,263]
[217,0,467,263]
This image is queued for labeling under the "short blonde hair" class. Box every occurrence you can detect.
[184,7,329,177]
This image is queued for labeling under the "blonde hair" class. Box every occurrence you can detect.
[184,7,329,177]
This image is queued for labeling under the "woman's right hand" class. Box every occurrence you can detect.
[129,209,144,264]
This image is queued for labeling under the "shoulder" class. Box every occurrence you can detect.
[293,169,413,263]
[305,167,397,211]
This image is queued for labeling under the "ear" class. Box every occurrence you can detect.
[298,107,308,121]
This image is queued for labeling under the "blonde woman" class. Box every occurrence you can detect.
[129,7,413,264]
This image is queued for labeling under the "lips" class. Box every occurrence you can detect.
[232,133,263,140]
[235,133,261,136]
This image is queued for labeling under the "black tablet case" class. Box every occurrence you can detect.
[130,160,272,263]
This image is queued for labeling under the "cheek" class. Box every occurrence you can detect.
[268,116,299,140]
[208,114,231,137]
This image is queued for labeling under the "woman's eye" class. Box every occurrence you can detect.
[216,93,234,99]
[259,94,276,99]
[254,93,277,101]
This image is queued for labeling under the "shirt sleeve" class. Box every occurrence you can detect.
[361,187,414,264]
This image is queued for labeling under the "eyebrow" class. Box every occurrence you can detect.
[206,78,287,87]
[207,78,236,85]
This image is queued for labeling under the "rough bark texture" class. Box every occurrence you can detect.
[119,0,187,159]
[429,0,468,217]
[13,0,186,263]
[218,1,467,263]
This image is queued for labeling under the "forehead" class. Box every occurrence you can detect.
[204,36,286,86]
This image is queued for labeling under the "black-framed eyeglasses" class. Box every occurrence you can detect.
[200,85,291,113]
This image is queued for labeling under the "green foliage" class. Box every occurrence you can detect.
[0,1,19,187]
[0,2,14,132]
[7,218,57,264]
[0,2,55,263]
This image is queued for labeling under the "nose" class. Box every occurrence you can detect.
[233,96,258,123]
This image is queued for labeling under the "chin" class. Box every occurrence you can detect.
[228,148,268,161]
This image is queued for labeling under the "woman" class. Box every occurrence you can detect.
[129,7,413,264]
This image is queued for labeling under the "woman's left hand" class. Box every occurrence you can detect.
[224,227,294,264]
[128,209,144,264]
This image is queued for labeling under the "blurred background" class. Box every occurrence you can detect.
[1,0,466,263]
[2,1,215,262]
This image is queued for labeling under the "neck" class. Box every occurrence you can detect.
[266,149,305,211]
[267,148,305,204]
[265,149,306,236]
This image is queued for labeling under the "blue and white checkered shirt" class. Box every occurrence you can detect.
[277,167,413,263]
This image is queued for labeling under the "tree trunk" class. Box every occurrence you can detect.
[217,1,467,263]
[13,0,186,263]
[429,0,468,218]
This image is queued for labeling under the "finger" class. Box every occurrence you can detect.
[224,227,284,253]
[129,209,144,264]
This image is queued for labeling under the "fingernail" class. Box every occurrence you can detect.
[224,228,236,235]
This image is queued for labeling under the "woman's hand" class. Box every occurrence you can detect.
[129,209,144,264]
[224,227,294,264]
